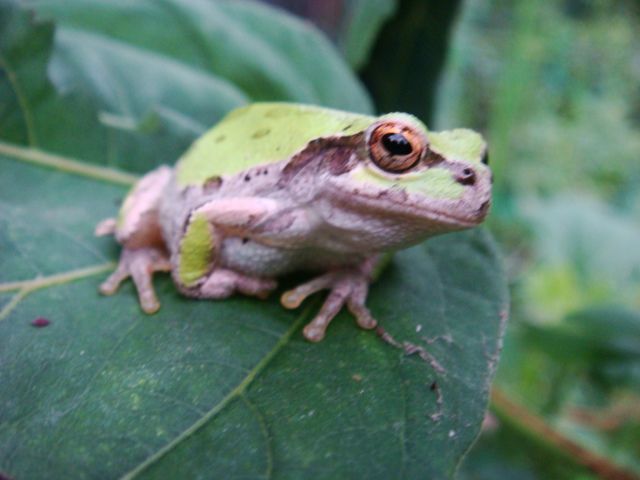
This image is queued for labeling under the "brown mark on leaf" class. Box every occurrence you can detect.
[429,380,444,422]
[430,381,443,406]
[376,326,446,374]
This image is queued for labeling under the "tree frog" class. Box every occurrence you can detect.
[96,103,491,342]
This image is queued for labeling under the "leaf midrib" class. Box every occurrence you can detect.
[0,141,138,186]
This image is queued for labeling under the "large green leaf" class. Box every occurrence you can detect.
[3,0,372,172]
[259,0,397,69]
[0,153,507,479]
[0,1,508,478]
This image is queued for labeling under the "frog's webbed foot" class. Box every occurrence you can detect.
[100,248,171,314]
[281,261,378,342]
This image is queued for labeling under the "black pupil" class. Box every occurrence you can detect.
[381,133,412,156]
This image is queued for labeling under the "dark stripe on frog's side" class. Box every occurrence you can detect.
[279,134,365,185]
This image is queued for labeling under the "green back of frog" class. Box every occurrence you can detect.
[175,102,374,186]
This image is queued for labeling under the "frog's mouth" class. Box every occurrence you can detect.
[327,177,492,231]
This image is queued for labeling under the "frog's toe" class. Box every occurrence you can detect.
[99,263,130,295]
[95,218,117,236]
[281,272,337,309]
[347,299,377,330]
[302,287,351,342]
[286,269,376,342]
[100,248,171,314]
[344,279,377,329]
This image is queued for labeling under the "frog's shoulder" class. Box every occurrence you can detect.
[175,102,374,186]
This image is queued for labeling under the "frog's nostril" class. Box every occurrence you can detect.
[456,167,476,186]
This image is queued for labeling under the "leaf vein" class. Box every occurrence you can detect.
[0,141,138,186]
[241,394,274,479]
[0,263,114,293]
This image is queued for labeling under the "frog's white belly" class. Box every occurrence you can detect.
[219,237,364,277]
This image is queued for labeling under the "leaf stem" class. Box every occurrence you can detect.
[0,141,138,186]
[491,387,640,480]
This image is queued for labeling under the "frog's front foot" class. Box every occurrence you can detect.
[100,247,171,314]
[281,264,377,342]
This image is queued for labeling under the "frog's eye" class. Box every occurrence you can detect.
[368,122,426,173]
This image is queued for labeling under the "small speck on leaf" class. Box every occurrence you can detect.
[31,317,51,328]
[352,373,362,382]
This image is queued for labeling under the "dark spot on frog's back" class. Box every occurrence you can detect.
[265,107,288,118]
[214,135,226,143]
[252,128,271,139]
[342,123,354,132]
[204,175,222,191]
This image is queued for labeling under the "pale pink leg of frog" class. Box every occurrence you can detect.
[99,247,171,313]
[281,259,378,342]
[198,268,277,299]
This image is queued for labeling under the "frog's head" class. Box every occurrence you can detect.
[327,113,491,235]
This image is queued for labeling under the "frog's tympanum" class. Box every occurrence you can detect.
[97,103,492,341]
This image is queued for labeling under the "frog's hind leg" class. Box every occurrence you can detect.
[96,166,173,313]
[193,268,277,300]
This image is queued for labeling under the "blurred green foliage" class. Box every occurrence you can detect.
[433,0,640,477]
